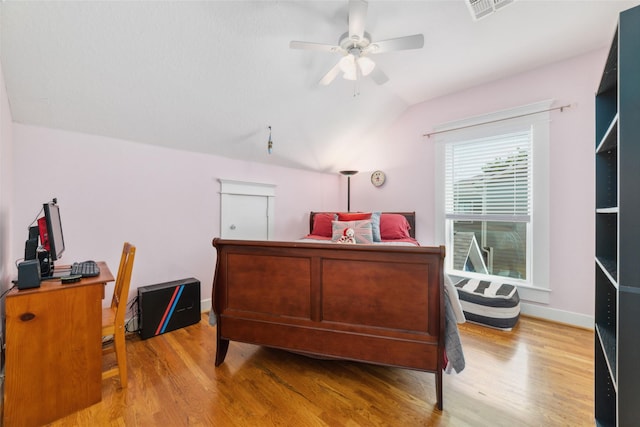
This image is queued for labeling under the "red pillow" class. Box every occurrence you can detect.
[379,214,411,240]
[311,213,336,237]
[337,212,372,221]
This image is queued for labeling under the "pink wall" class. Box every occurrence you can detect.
[0,63,14,292]
[8,48,606,321]
[351,49,606,319]
[10,125,341,308]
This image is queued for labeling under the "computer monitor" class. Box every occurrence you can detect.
[42,200,65,261]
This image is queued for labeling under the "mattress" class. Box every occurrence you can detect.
[453,277,520,330]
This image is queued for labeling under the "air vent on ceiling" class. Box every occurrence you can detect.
[467,0,514,20]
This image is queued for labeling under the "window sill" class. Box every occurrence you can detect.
[515,283,550,304]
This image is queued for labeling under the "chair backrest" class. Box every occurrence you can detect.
[111,242,136,324]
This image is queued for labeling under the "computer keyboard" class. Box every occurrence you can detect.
[70,260,101,277]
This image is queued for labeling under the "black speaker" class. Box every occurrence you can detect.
[24,238,38,260]
[17,260,41,289]
[138,278,201,340]
[24,226,41,260]
[28,225,39,239]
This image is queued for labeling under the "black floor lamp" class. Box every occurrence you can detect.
[339,170,358,212]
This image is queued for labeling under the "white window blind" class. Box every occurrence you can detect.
[445,130,532,222]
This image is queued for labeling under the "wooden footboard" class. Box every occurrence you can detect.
[211,238,446,409]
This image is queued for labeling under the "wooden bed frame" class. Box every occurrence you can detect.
[211,212,446,409]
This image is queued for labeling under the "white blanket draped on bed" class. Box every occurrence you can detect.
[444,273,466,374]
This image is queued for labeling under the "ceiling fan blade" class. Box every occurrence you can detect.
[290,41,342,53]
[348,0,368,43]
[368,34,424,54]
[369,66,389,85]
[319,61,342,86]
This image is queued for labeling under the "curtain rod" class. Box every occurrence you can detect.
[423,104,572,138]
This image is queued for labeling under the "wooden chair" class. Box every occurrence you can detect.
[102,242,136,388]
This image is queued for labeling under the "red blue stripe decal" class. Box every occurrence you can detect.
[154,284,185,336]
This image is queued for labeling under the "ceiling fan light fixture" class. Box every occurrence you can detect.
[339,54,375,80]
[357,56,375,76]
[343,69,357,81]
[340,55,358,80]
[339,54,355,73]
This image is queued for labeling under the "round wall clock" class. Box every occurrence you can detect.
[371,170,386,187]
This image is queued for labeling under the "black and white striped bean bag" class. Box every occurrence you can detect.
[453,278,521,330]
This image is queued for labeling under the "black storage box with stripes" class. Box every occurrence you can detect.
[453,277,521,330]
[138,278,201,340]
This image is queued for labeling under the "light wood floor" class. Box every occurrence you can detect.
[48,313,594,426]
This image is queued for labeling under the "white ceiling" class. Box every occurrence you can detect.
[1,0,638,171]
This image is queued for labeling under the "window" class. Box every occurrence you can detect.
[434,101,551,303]
[445,131,531,281]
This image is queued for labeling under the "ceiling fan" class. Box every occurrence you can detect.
[290,0,424,87]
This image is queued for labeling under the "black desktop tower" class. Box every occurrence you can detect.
[138,278,201,340]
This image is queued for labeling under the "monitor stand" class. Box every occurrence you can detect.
[37,250,71,279]
[43,268,72,280]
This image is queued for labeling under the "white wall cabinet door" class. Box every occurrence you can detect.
[221,194,269,240]
[219,180,275,240]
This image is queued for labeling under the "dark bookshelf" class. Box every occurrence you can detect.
[594,5,640,426]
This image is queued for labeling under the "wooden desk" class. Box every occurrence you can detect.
[3,262,114,427]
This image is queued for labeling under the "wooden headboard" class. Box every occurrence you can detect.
[310,212,416,239]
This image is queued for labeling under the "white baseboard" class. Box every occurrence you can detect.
[520,302,594,330]
[201,298,212,313]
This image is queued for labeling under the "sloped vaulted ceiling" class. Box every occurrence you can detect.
[1,1,638,171]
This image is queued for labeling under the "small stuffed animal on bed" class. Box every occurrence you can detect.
[336,227,356,244]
